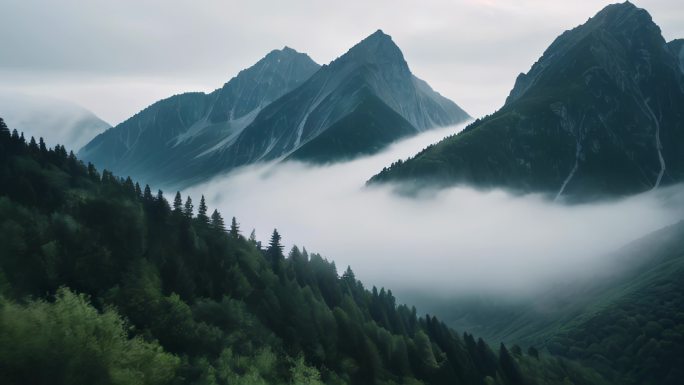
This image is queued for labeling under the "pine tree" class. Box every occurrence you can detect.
[123,177,135,195]
[87,163,99,181]
[211,209,225,231]
[267,229,284,272]
[0,117,9,138]
[173,192,183,213]
[230,217,240,239]
[134,182,142,197]
[28,136,38,152]
[499,343,523,385]
[184,196,193,218]
[143,185,153,201]
[197,195,208,223]
[38,137,47,153]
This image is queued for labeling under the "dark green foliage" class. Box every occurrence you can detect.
[0,122,611,385]
[229,216,240,239]
[184,196,193,218]
[527,347,539,360]
[197,195,208,224]
[173,191,183,213]
[211,210,226,232]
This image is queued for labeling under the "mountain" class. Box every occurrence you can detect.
[80,31,469,189]
[418,220,684,385]
[216,30,469,169]
[0,117,609,385]
[669,39,684,74]
[0,92,110,151]
[78,47,320,188]
[370,2,684,202]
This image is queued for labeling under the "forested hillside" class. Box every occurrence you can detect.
[417,222,684,385]
[0,117,607,385]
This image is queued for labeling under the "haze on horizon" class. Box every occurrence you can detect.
[1,0,682,126]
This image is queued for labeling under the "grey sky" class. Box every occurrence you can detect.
[1,0,682,125]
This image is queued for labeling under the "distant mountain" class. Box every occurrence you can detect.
[79,47,320,187]
[0,92,110,151]
[370,2,684,202]
[80,31,469,189]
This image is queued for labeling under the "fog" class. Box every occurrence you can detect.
[186,123,684,297]
[0,91,110,151]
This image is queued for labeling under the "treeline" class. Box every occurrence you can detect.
[0,117,608,385]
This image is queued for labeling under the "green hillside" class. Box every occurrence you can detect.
[0,118,611,385]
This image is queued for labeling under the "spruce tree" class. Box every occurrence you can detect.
[211,210,225,231]
[184,196,193,218]
[267,229,284,272]
[197,195,208,223]
[230,217,240,239]
[173,192,183,213]
[38,137,47,153]
[134,182,142,197]
[123,177,135,195]
[499,343,523,385]
[0,117,8,138]
[143,185,153,201]
[28,137,38,152]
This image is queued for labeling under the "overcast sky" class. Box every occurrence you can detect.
[1,0,682,125]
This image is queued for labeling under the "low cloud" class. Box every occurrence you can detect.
[185,124,684,297]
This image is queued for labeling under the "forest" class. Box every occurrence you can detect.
[0,116,617,384]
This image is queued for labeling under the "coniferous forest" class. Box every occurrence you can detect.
[0,118,617,385]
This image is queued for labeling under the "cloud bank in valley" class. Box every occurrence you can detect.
[185,124,684,297]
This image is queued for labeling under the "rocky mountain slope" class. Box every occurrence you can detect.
[370,2,684,202]
[80,31,469,189]
[79,47,320,187]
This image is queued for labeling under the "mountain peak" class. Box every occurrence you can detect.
[339,29,406,68]
[265,46,306,59]
[369,29,390,39]
[588,1,653,31]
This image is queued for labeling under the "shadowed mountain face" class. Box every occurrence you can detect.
[79,31,469,189]
[207,30,469,171]
[370,2,684,202]
[669,39,684,74]
[78,47,320,187]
